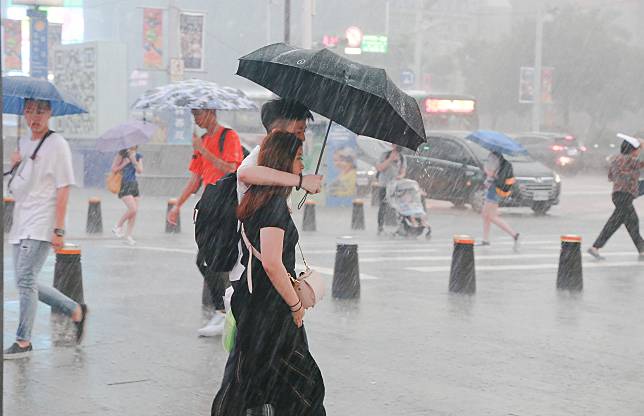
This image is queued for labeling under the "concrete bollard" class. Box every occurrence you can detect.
[86,197,103,234]
[557,235,583,291]
[351,199,365,230]
[332,237,360,299]
[52,244,85,315]
[166,198,181,233]
[449,235,476,294]
[302,200,317,232]
[4,196,15,233]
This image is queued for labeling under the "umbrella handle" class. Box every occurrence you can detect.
[298,120,333,210]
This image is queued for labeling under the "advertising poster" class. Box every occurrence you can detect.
[143,8,163,69]
[180,12,204,70]
[3,19,23,71]
[47,23,62,70]
[28,9,48,78]
[325,124,358,207]
[518,66,534,103]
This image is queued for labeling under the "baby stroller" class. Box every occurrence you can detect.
[386,179,431,239]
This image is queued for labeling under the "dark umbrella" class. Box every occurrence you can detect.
[236,43,426,174]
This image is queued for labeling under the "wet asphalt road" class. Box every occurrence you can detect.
[3,173,644,415]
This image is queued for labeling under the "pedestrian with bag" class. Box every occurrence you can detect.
[478,151,520,251]
[588,134,644,260]
[211,131,325,416]
[375,145,406,235]
[111,146,143,245]
[4,99,88,359]
[168,108,244,337]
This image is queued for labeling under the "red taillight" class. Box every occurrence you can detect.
[551,145,564,151]
[564,135,575,141]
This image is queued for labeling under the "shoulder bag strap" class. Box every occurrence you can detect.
[240,224,262,294]
[4,130,54,176]
[218,128,231,153]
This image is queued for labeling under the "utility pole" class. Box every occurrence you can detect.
[284,0,291,44]
[532,2,544,132]
[302,0,313,48]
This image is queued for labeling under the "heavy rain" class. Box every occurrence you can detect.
[1,0,643,415]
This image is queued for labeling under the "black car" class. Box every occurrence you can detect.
[405,131,562,215]
[512,132,587,174]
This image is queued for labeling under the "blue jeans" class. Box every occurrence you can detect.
[12,239,79,342]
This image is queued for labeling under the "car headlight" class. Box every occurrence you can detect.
[554,174,561,183]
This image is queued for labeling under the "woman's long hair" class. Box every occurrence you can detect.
[237,131,302,220]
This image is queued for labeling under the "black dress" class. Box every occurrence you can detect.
[211,196,325,416]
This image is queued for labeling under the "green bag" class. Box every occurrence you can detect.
[222,309,237,352]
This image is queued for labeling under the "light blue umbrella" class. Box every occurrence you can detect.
[96,120,157,152]
[465,130,527,156]
[2,76,87,116]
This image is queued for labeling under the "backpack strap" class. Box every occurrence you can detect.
[218,128,231,153]
[240,224,262,294]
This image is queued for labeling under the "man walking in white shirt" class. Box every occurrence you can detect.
[4,99,88,359]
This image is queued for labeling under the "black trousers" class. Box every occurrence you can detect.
[203,270,229,311]
[593,192,644,251]
[377,187,389,230]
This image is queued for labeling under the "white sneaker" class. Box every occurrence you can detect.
[112,226,125,238]
[197,312,226,337]
[125,236,136,246]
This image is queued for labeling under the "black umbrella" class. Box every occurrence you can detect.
[236,43,426,175]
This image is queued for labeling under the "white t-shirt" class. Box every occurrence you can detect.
[9,133,76,244]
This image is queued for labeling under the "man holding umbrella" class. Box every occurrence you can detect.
[167,108,244,337]
[4,99,88,359]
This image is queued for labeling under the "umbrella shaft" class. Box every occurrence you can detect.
[314,120,333,175]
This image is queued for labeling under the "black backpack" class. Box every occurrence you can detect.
[194,172,240,275]
[494,158,515,198]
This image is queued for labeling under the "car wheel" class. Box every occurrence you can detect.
[532,202,552,216]
[469,189,484,213]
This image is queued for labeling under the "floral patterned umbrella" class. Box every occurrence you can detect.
[132,79,258,111]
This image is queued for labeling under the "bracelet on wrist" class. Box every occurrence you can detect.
[288,299,300,309]
[291,303,303,312]
[295,172,303,191]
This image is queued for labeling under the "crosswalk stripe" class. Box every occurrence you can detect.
[405,260,643,273]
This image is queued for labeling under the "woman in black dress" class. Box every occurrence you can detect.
[212,131,325,415]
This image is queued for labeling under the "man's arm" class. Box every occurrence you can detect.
[198,147,237,173]
[167,173,201,225]
[238,165,323,194]
[52,186,70,251]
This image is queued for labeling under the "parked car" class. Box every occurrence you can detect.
[405,131,562,215]
[512,132,587,174]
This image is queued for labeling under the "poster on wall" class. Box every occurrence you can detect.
[325,124,358,207]
[47,23,62,70]
[142,8,163,69]
[3,19,23,71]
[179,12,204,71]
[28,9,48,78]
[54,44,97,136]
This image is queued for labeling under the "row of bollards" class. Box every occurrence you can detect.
[301,199,375,232]
[449,234,584,294]
[84,197,183,234]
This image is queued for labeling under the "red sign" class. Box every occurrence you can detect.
[424,99,475,114]
[3,19,22,71]
[322,35,339,48]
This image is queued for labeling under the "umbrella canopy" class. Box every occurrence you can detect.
[236,43,426,151]
[465,130,527,156]
[2,76,87,116]
[96,120,157,152]
[132,79,258,111]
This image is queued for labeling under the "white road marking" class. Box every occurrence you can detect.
[406,260,643,274]
[360,251,639,263]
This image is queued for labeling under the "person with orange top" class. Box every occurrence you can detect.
[167,108,243,336]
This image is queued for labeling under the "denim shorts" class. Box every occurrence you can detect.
[485,185,500,203]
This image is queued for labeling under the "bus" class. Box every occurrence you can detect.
[405,91,479,132]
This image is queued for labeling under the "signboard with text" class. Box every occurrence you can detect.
[28,9,48,78]
[361,35,388,53]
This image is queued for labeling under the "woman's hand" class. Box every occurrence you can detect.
[292,306,305,328]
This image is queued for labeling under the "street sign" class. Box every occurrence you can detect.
[361,35,388,53]
[400,69,415,87]
[519,66,554,104]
